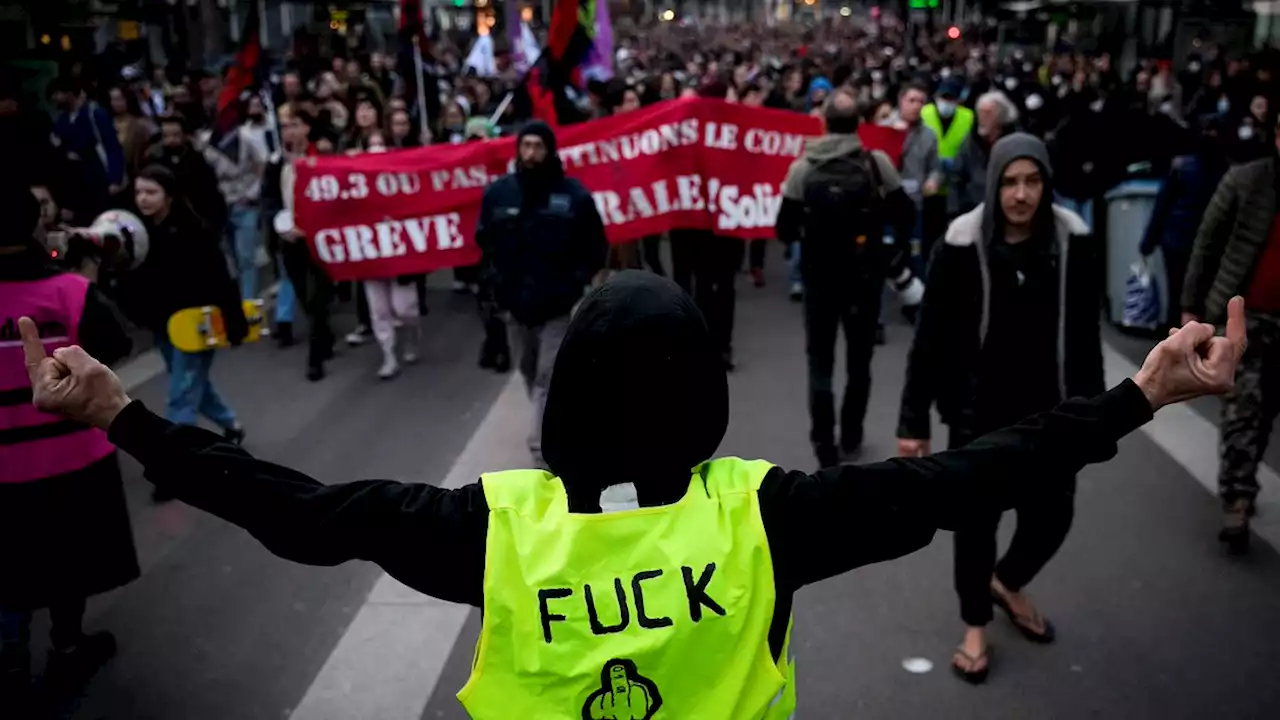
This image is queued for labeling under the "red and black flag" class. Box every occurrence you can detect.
[213,0,264,145]
[524,0,599,126]
[399,0,440,134]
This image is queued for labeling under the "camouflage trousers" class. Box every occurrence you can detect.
[1220,311,1280,505]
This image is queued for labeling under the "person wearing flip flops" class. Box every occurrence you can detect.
[896,133,1103,683]
[18,265,1250,717]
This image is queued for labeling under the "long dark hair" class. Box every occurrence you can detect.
[136,164,202,228]
[106,85,144,118]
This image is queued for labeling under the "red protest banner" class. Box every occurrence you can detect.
[292,98,822,281]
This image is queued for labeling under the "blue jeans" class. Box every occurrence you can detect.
[274,256,296,324]
[155,335,237,429]
[229,204,262,301]
[789,242,803,287]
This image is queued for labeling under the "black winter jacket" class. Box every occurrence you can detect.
[475,169,608,326]
[898,204,1105,440]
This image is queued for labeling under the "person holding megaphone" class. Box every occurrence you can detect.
[18,270,1247,719]
[1,177,139,714]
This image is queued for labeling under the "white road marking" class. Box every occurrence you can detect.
[901,657,933,674]
[287,374,530,720]
[1103,342,1280,550]
[118,349,165,392]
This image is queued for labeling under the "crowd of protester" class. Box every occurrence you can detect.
[5,9,1280,715]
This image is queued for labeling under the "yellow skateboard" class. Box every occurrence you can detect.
[167,299,268,353]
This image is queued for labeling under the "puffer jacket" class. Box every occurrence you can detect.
[1183,154,1276,323]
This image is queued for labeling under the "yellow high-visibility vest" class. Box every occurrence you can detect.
[458,457,796,720]
[921,103,975,160]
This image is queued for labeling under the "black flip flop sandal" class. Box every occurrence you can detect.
[991,591,1056,644]
[951,645,991,685]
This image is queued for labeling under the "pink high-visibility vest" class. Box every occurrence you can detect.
[0,273,116,483]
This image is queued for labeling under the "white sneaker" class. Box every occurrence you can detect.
[346,325,370,346]
[377,356,400,379]
[789,282,804,301]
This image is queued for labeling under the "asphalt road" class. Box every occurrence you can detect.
[42,248,1280,720]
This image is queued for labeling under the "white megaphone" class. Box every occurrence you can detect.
[273,209,295,236]
[67,209,150,271]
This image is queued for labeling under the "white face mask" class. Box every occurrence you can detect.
[1025,94,1044,111]
[1159,101,1175,116]
[1051,74,1063,86]
[1218,98,1231,114]
[1188,62,1201,73]
[940,67,953,79]
[936,100,957,118]
[1239,124,1255,141]
[1004,77,1019,91]
[1090,99,1105,113]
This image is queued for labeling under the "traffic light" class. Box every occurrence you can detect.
[908,0,939,8]
[947,25,961,40]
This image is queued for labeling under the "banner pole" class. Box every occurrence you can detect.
[413,36,431,143]
[261,87,282,164]
[490,90,514,127]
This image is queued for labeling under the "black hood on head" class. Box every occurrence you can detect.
[981,132,1056,246]
[541,271,729,509]
[516,120,563,179]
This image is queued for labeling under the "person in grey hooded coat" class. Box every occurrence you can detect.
[896,133,1103,683]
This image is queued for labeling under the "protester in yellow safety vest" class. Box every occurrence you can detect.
[921,79,975,172]
[19,272,1248,719]
[920,78,975,244]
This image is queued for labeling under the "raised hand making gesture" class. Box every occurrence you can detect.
[20,316,132,430]
[1131,295,1248,410]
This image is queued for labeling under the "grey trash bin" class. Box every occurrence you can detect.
[1103,180,1166,327]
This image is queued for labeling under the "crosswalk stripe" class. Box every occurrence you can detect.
[286,374,528,720]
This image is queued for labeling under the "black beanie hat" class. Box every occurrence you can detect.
[517,120,558,155]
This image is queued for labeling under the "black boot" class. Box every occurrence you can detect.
[275,322,295,348]
[815,444,841,470]
[1219,498,1253,555]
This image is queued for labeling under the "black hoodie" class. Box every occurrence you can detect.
[105,272,1154,664]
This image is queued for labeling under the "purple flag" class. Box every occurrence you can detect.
[581,0,613,83]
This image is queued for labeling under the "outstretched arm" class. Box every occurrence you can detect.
[764,297,1248,590]
[17,317,488,606]
[107,403,489,606]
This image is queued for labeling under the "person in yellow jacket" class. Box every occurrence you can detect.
[19,272,1247,718]
[920,78,975,243]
